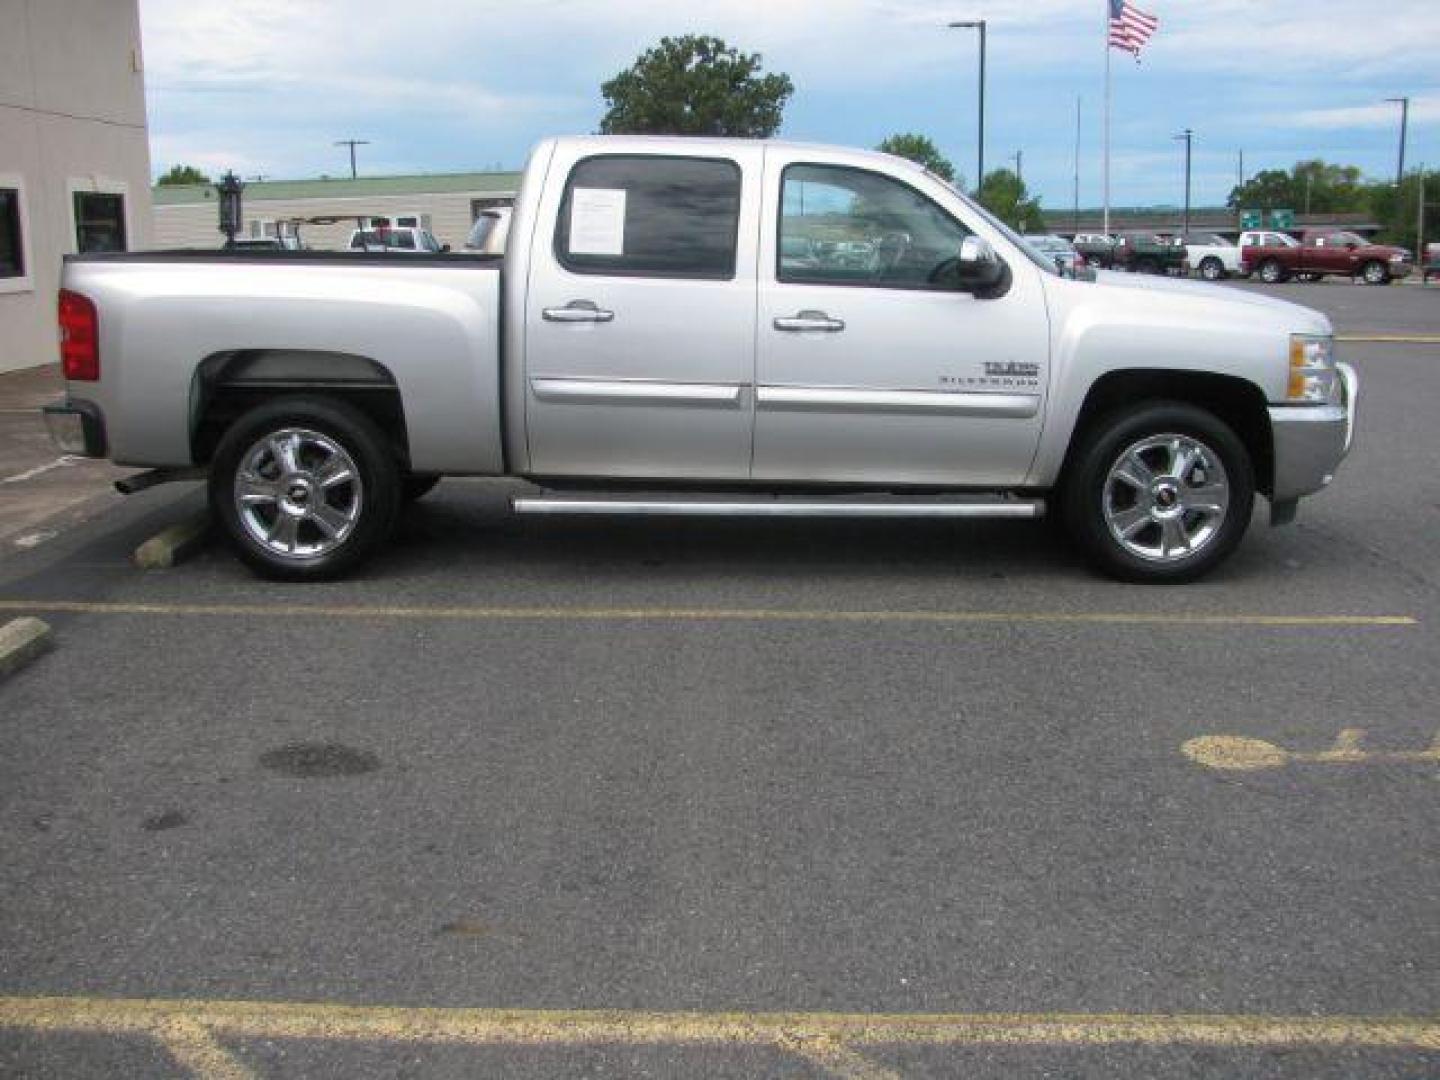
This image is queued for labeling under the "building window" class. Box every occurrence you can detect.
[74,192,128,253]
[553,155,741,279]
[0,189,23,278]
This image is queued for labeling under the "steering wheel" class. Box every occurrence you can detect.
[869,231,913,280]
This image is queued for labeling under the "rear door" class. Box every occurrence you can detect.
[523,144,761,479]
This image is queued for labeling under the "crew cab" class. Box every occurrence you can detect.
[1111,231,1189,276]
[44,136,1357,583]
[1239,229,1413,285]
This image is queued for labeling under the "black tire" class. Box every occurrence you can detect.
[209,395,401,580]
[1199,257,1224,281]
[1061,402,1255,584]
[403,474,441,502]
[1360,260,1389,285]
[1258,258,1287,284]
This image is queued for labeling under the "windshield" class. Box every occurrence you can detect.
[940,187,1057,274]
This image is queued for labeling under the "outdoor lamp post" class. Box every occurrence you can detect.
[216,170,244,247]
[1174,128,1193,238]
[948,20,986,194]
[1384,97,1409,187]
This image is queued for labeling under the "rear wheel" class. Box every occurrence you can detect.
[210,396,401,580]
[1360,260,1389,285]
[1135,258,1160,275]
[1198,257,1224,281]
[1258,258,1287,284]
[1062,402,1254,583]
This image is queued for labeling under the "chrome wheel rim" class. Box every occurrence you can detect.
[234,428,363,559]
[1261,262,1280,283]
[1201,260,1221,280]
[1363,263,1385,284]
[1103,433,1230,563]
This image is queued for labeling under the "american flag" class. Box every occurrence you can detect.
[1108,0,1159,60]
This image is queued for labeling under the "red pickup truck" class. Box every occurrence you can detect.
[1239,229,1413,285]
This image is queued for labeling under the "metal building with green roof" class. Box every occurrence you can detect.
[152,171,522,250]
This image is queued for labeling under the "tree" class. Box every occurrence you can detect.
[156,164,211,186]
[876,133,958,186]
[1227,160,1367,213]
[599,35,794,137]
[1366,167,1438,248]
[977,168,1042,231]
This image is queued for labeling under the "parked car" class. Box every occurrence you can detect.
[1072,232,1117,269]
[1111,231,1189,275]
[1023,234,1085,277]
[464,207,512,254]
[1239,229,1413,285]
[347,226,449,254]
[45,135,1356,584]
[1178,234,1242,281]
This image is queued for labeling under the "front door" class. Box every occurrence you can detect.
[753,154,1051,487]
[523,145,761,479]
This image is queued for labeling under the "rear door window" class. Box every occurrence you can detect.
[553,155,741,279]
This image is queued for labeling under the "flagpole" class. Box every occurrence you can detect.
[1103,0,1112,235]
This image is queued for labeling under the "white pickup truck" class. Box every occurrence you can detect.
[45,136,1356,583]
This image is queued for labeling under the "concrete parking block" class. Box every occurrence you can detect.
[132,510,212,570]
[0,617,53,680]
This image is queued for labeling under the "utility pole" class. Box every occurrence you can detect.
[1073,96,1082,235]
[334,139,370,180]
[948,21,986,194]
[1238,149,1244,189]
[1384,97,1408,186]
[1419,166,1426,258]
[1011,150,1023,187]
[1174,128,1193,238]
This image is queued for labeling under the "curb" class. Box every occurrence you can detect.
[0,617,53,680]
[133,510,212,570]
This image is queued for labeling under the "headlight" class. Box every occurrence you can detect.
[1288,334,1339,403]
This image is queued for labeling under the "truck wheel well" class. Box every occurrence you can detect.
[1063,369,1274,497]
[190,349,410,467]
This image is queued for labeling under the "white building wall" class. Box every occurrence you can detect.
[0,0,153,373]
[155,190,513,252]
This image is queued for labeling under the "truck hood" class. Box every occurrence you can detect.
[1088,268,1332,335]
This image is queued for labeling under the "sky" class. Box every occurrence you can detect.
[138,0,1439,209]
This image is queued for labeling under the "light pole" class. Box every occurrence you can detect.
[948,20,986,193]
[334,139,370,180]
[1384,97,1409,186]
[1010,149,1023,187]
[1174,128,1193,238]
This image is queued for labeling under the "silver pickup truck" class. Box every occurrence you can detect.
[45,135,1356,583]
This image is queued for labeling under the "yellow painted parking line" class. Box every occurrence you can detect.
[1184,728,1440,771]
[1,996,1438,1080]
[1335,333,1440,344]
[0,598,1418,629]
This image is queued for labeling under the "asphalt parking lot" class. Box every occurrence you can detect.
[1,279,1438,1078]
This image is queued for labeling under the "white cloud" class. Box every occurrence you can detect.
[1289,95,1440,131]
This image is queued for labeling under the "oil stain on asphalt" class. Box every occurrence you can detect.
[258,743,380,778]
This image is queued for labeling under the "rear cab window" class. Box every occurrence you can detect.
[553,155,742,279]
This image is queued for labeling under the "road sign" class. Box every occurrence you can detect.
[1269,208,1295,229]
[1239,209,1261,230]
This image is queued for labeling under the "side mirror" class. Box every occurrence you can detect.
[954,236,1010,297]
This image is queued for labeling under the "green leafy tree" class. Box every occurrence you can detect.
[1366,167,1439,248]
[1227,160,1367,213]
[156,164,211,186]
[977,168,1042,231]
[876,133,958,186]
[599,34,794,137]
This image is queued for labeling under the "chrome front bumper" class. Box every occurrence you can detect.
[1267,362,1357,509]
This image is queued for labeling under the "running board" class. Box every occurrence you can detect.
[512,496,1044,519]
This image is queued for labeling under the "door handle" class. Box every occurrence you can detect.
[773,310,845,332]
[543,299,615,323]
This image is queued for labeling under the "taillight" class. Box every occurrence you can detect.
[58,289,99,381]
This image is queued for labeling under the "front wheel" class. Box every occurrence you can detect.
[210,396,402,580]
[1062,403,1254,583]
[1258,258,1287,284]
